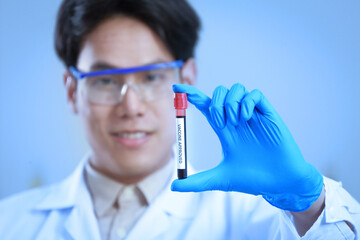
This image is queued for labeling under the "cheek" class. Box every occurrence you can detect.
[77,97,111,143]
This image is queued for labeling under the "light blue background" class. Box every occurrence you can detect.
[0,0,359,201]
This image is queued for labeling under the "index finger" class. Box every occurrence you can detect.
[173,84,211,117]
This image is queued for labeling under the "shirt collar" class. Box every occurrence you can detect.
[137,158,174,205]
[84,157,174,217]
[33,152,198,220]
[85,162,124,217]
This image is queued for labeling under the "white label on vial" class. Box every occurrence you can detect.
[176,118,186,169]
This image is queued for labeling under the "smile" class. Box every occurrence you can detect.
[115,132,147,139]
[111,131,152,148]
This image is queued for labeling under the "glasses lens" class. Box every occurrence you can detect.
[78,74,122,105]
[136,68,178,101]
[79,67,180,105]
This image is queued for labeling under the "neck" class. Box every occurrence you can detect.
[88,155,171,185]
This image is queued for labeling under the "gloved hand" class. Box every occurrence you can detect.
[171,83,323,212]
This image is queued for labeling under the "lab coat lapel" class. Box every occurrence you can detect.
[63,204,100,240]
[35,156,101,240]
[63,167,101,240]
[127,171,199,240]
[126,199,170,240]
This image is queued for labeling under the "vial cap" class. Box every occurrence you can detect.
[174,93,187,109]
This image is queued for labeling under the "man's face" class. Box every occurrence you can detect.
[66,16,194,183]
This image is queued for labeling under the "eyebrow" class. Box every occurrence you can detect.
[89,59,171,71]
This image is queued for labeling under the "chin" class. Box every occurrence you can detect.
[113,152,162,174]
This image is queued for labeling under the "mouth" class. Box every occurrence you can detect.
[111,131,152,148]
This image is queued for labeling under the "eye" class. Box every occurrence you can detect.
[95,78,115,85]
[144,73,162,82]
[143,69,167,84]
[91,77,116,87]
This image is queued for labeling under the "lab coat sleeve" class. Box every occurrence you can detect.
[281,176,360,239]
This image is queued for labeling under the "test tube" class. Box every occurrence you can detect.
[174,93,188,179]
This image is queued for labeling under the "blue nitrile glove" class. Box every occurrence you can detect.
[171,83,323,212]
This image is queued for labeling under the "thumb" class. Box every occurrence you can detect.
[171,167,222,192]
[173,84,211,118]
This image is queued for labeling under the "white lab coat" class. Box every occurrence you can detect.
[0,158,359,240]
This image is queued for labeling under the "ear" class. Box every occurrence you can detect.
[63,71,78,114]
[180,58,197,86]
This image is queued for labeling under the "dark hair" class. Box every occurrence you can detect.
[55,0,201,67]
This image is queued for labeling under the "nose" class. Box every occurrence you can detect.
[115,83,146,118]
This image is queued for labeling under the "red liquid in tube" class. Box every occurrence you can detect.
[174,93,187,179]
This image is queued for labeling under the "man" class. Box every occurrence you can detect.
[0,0,359,239]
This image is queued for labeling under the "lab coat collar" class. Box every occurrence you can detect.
[34,154,199,240]
[126,166,199,240]
[34,155,89,210]
[158,166,200,219]
[34,154,102,240]
[34,154,200,217]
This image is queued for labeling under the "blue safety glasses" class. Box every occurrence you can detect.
[69,60,183,105]
[69,60,183,80]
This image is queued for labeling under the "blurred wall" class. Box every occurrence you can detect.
[0,0,88,198]
[0,0,359,201]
